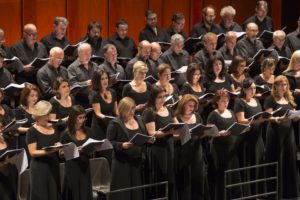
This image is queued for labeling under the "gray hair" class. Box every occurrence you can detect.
[273,30,286,38]
[171,33,184,44]
[78,43,91,54]
[54,16,69,26]
[220,6,236,17]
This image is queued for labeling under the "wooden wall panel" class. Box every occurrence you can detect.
[66,0,108,43]
[23,0,66,42]
[108,0,148,43]
[230,0,257,26]
[0,0,22,46]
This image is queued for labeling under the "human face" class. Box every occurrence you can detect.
[192,69,202,84]
[123,107,135,121]
[246,24,259,41]
[27,90,39,106]
[150,46,161,61]
[155,92,166,108]
[37,114,49,126]
[172,18,185,33]
[217,96,229,111]
[273,35,285,49]
[78,46,92,65]
[88,27,101,42]
[213,60,223,76]
[76,114,86,127]
[55,22,67,40]
[100,73,109,90]
[204,8,216,25]
[291,56,300,71]
[204,39,217,55]
[172,41,184,55]
[226,37,237,51]
[243,83,256,99]
[159,68,172,83]
[263,66,275,77]
[275,81,287,95]
[0,57,3,69]
[58,81,70,97]
[256,7,267,19]
[117,24,128,39]
[237,61,247,75]
[184,100,196,115]
[140,44,151,60]
[146,13,157,28]
[135,70,147,81]
[49,51,64,68]
[24,27,38,47]
[105,48,117,64]
[222,14,234,28]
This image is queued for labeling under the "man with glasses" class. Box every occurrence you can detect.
[139,8,170,43]
[37,47,68,100]
[191,5,221,38]
[11,23,47,84]
[166,12,187,39]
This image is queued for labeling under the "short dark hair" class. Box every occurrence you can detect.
[145,8,156,18]
[240,78,255,98]
[87,21,102,32]
[116,19,128,28]
[172,12,185,22]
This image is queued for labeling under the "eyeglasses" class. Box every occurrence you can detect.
[25,31,38,37]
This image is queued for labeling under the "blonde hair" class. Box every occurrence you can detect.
[133,61,148,77]
[118,97,136,118]
[175,94,199,116]
[272,75,296,107]
[284,50,300,73]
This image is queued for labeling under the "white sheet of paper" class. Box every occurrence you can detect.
[63,142,79,161]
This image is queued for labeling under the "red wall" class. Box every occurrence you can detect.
[0,0,283,46]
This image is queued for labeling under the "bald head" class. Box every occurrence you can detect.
[246,22,259,41]
[138,40,151,59]
[150,42,161,61]
[23,23,38,47]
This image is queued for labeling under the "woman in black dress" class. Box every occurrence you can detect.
[264,75,300,199]
[283,50,300,148]
[175,94,209,200]
[0,116,18,200]
[206,90,242,200]
[253,58,275,97]
[0,89,16,148]
[234,78,266,196]
[107,97,149,200]
[122,61,152,115]
[143,85,179,199]
[26,100,62,200]
[180,63,206,118]
[15,84,40,163]
[155,63,180,107]
[228,55,248,91]
[60,105,93,200]
[90,69,118,140]
[49,77,75,131]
